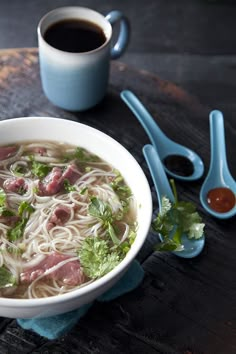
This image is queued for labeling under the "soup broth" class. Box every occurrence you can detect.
[0,141,137,299]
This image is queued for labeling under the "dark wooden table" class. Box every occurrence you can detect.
[0,47,235,354]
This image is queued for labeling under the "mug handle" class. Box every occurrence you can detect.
[105,10,130,60]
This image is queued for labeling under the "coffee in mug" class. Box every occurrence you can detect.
[43,19,107,53]
[37,7,130,111]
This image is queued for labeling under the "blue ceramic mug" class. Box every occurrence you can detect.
[37,7,130,111]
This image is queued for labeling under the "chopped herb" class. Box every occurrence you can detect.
[7,218,28,242]
[31,159,51,179]
[88,197,120,245]
[64,147,99,163]
[63,179,76,192]
[0,188,6,205]
[118,230,137,254]
[12,164,28,177]
[7,201,34,242]
[6,245,24,255]
[128,230,136,245]
[0,188,15,217]
[33,186,39,194]
[107,222,120,245]
[152,179,205,252]
[0,207,15,217]
[88,197,113,224]
[18,201,34,218]
[78,236,121,279]
[0,267,16,288]
[80,187,88,195]
[110,171,132,211]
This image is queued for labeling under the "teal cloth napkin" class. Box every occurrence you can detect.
[17,260,144,340]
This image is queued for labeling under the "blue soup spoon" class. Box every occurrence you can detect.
[200,110,236,219]
[121,90,204,182]
[143,144,205,258]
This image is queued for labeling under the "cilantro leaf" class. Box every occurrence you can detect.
[7,201,34,242]
[63,179,76,192]
[110,171,132,212]
[31,159,51,179]
[78,236,121,279]
[88,197,113,224]
[152,180,205,252]
[0,207,15,217]
[18,201,34,218]
[0,188,15,217]
[88,197,121,245]
[64,147,99,163]
[7,218,28,242]
[107,222,120,245]
[12,164,28,177]
[0,267,16,288]
[0,188,6,206]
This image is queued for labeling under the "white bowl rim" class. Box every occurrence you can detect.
[0,117,153,308]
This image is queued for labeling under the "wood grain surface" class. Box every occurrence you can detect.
[0,48,235,354]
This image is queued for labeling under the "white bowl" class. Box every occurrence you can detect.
[0,117,152,318]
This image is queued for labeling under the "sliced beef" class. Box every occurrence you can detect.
[47,205,71,230]
[38,164,80,196]
[62,164,81,184]
[0,146,18,161]
[38,167,63,196]
[20,252,84,286]
[3,177,27,194]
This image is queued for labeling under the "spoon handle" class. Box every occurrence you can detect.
[121,90,169,154]
[209,110,230,176]
[143,144,174,205]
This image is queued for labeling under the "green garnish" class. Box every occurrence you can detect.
[78,236,121,279]
[88,197,113,223]
[7,201,34,242]
[0,188,6,205]
[80,187,88,195]
[0,188,15,217]
[88,197,120,245]
[18,201,34,218]
[31,158,51,179]
[0,208,15,217]
[64,147,99,163]
[0,266,17,288]
[74,147,99,161]
[119,230,137,254]
[110,170,132,211]
[63,179,76,192]
[12,164,28,177]
[152,179,205,252]
[7,219,28,242]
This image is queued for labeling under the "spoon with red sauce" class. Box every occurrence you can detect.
[200,110,236,219]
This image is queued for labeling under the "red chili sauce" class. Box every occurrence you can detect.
[207,187,236,213]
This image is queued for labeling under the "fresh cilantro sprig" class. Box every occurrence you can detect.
[152,179,205,252]
[7,201,34,242]
[88,197,120,245]
[0,266,17,288]
[63,179,76,192]
[78,236,121,279]
[64,147,99,163]
[0,188,15,217]
[110,171,132,212]
[30,156,51,179]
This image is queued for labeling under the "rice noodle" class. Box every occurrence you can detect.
[0,141,137,299]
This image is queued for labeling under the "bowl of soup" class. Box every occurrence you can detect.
[0,117,152,318]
